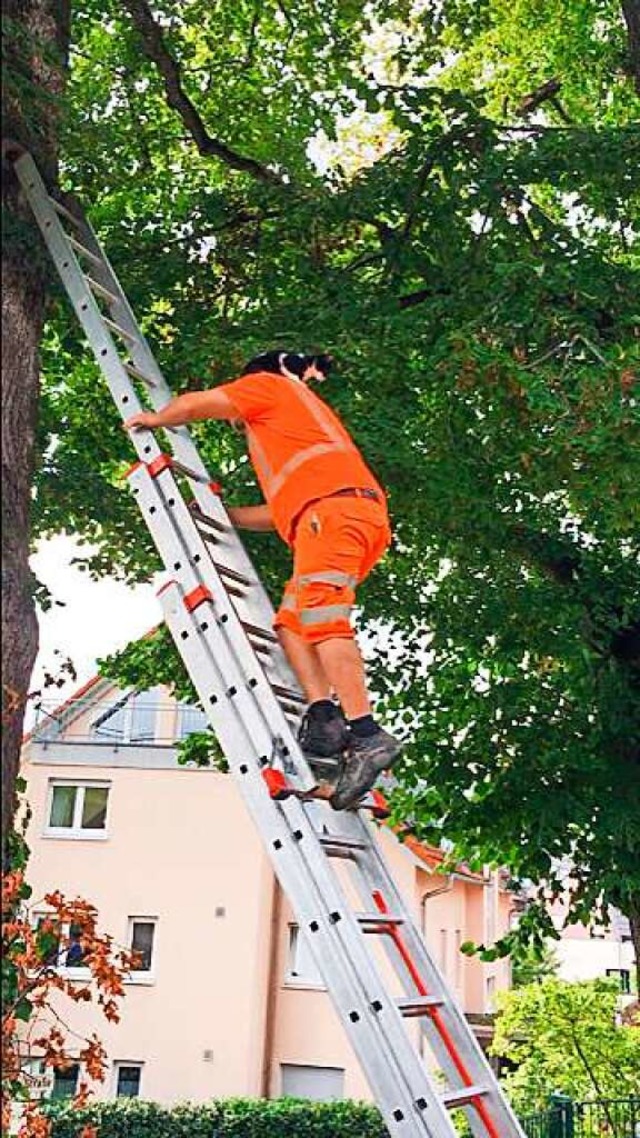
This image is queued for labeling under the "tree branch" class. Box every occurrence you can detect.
[121,0,285,186]
[516,78,562,116]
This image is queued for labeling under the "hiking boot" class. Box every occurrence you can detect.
[330,728,402,811]
[298,704,349,760]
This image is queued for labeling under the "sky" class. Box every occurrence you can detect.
[28,534,162,724]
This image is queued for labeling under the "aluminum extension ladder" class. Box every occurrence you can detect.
[12,148,525,1138]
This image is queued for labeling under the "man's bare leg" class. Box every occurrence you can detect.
[277,628,371,717]
[314,637,371,719]
[276,627,332,703]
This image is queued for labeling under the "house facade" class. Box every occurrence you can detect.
[21,676,513,1105]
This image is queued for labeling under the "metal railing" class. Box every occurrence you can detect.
[522,1098,640,1138]
[29,696,208,746]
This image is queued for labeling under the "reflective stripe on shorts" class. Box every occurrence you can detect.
[300,604,352,626]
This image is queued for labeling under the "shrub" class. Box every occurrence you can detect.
[44,1097,389,1138]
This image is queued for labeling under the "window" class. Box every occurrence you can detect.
[439,929,448,976]
[33,913,61,965]
[281,1064,344,1101]
[46,781,110,838]
[115,1063,142,1098]
[454,929,463,987]
[286,924,324,988]
[485,975,496,1010]
[65,924,88,969]
[32,912,88,972]
[128,918,157,978]
[606,968,631,994]
[178,703,208,739]
[91,689,162,744]
[51,1064,79,1100]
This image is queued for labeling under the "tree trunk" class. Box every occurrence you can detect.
[1,0,71,863]
[621,0,640,94]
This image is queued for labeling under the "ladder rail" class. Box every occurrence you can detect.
[14,151,301,703]
[332,810,526,1138]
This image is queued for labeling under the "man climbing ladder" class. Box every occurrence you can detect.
[124,349,401,809]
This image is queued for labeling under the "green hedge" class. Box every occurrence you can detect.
[45,1098,389,1137]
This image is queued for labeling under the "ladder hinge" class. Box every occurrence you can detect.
[370,789,390,819]
[184,584,213,612]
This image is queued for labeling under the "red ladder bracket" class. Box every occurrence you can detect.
[184,585,213,612]
[370,789,390,819]
[262,769,293,801]
[147,453,173,478]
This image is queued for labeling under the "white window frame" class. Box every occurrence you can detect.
[44,779,111,840]
[485,974,496,1012]
[30,907,93,981]
[284,923,325,990]
[112,1061,143,1099]
[125,917,157,985]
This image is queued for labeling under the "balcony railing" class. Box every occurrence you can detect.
[30,695,208,747]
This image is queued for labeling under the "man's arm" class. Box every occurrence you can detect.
[227,504,275,532]
[123,388,237,431]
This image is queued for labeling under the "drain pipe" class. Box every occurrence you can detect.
[418,878,454,1057]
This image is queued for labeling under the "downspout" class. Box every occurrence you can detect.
[418,878,454,1058]
[260,872,282,1099]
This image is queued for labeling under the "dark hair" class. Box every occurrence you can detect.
[241,350,333,379]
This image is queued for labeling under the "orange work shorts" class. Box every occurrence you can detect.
[273,496,392,644]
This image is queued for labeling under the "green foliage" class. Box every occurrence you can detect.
[44,1097,389,1137]
[510,941,559,988]
[26,0,640,960]
[491,978,640,1113]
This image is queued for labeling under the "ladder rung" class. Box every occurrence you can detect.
[318,834,368,857]
[250,640,272,657]
[357,912,404,930]
[442,1085,488,1109]
[271,683,306,705]
[49,197,84,229]
[241,621,278,644]
[85,275,120,306]
[67,234,103,267]
[190,505,228,534]
[171,458,210,483]
[103,316,136,343]
[212,561,254,588]
[124,361,157,387]
[396,995,444,1017]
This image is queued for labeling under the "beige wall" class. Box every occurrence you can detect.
[25,758,275,1101]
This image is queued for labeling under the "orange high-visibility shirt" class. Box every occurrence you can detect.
[218,371,385,544]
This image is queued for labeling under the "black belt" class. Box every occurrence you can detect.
[326,487,382,503]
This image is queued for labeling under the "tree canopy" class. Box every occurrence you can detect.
[16,0,640,967]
